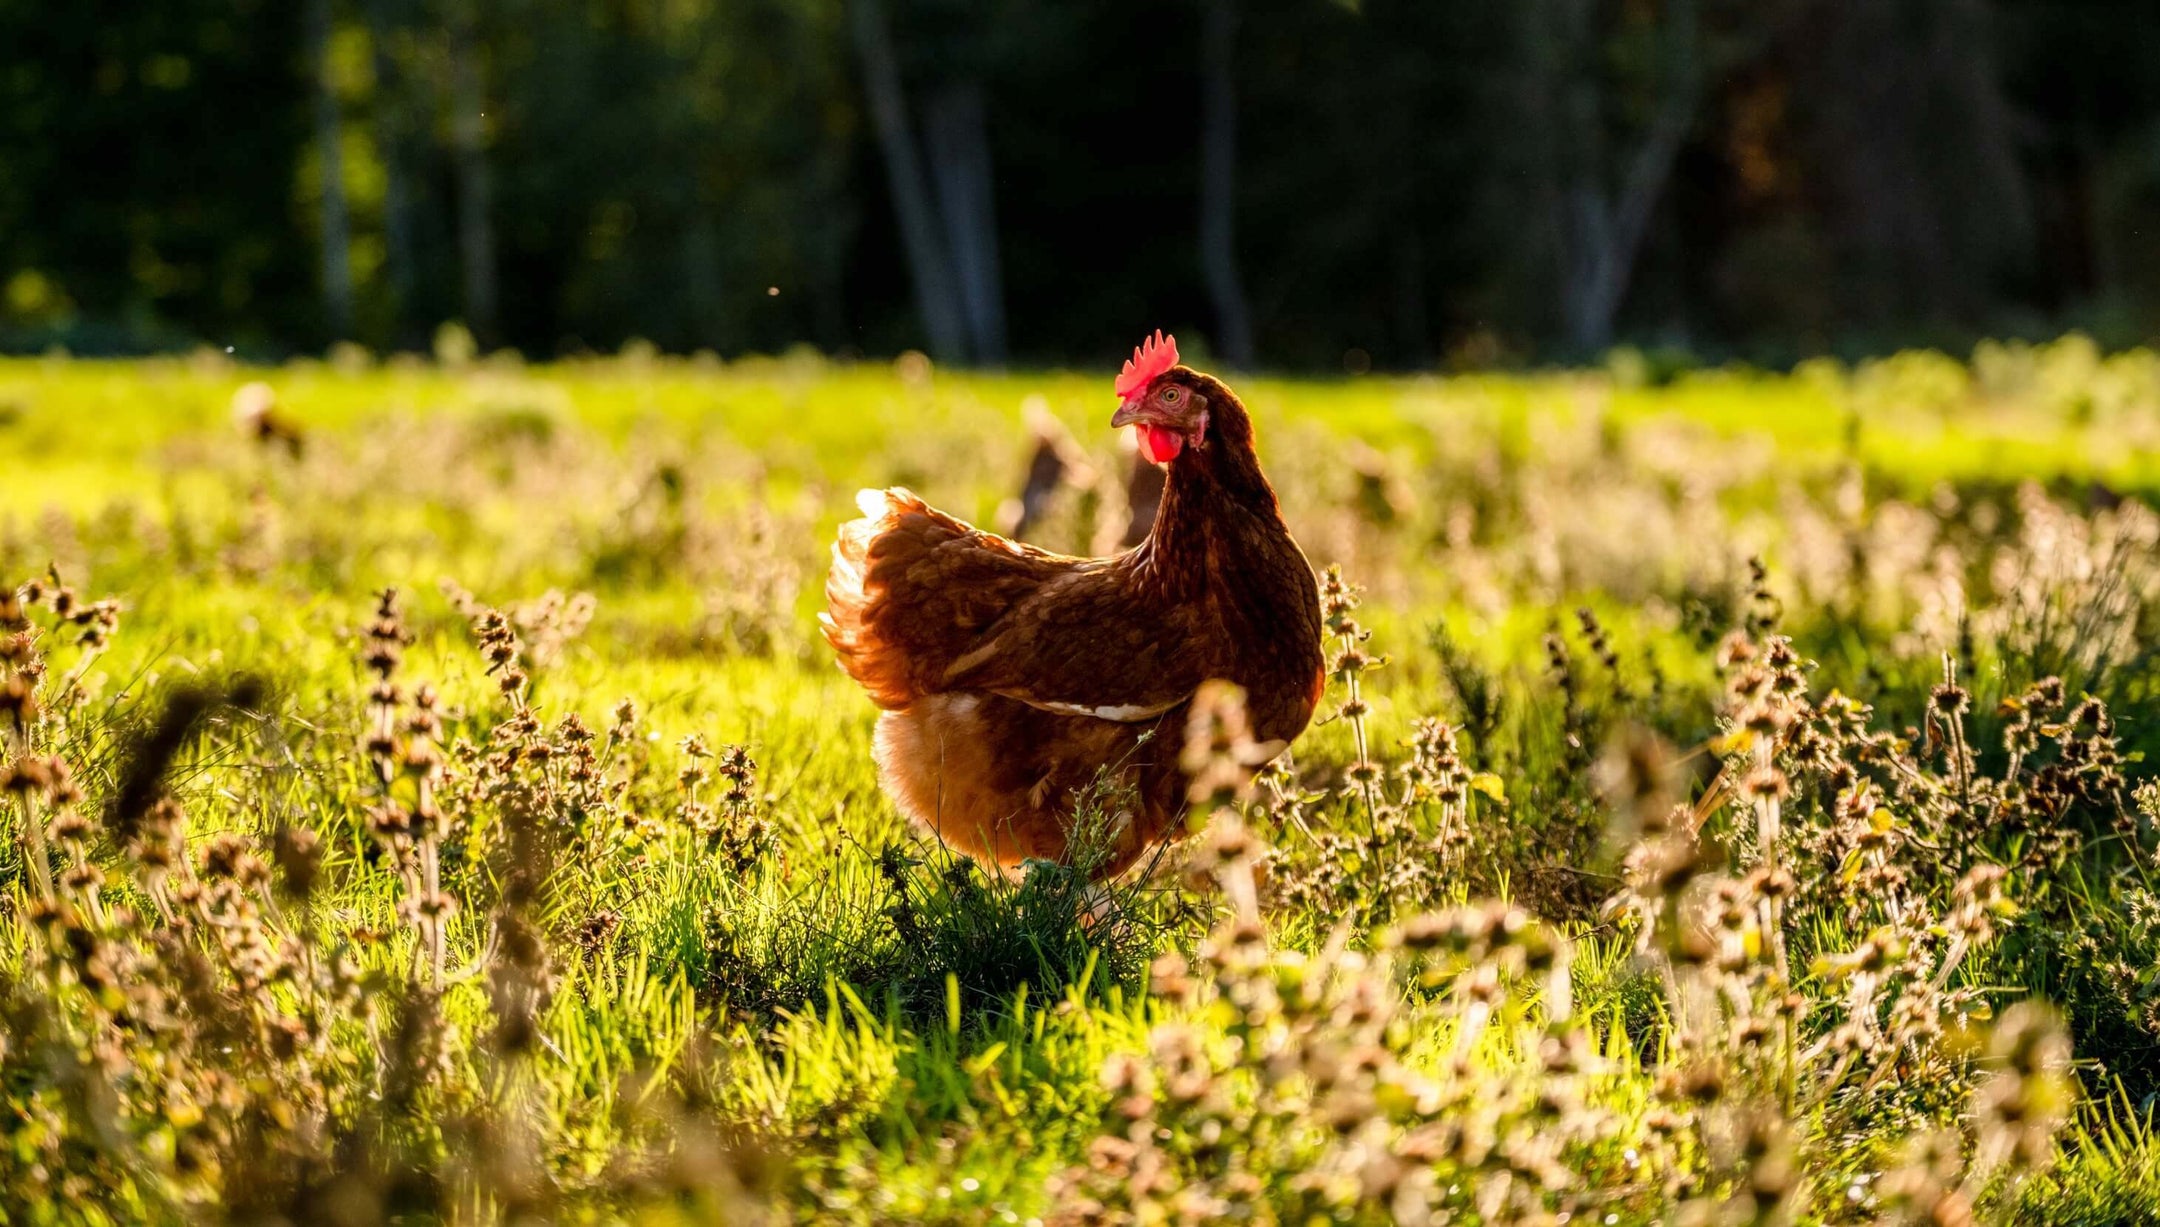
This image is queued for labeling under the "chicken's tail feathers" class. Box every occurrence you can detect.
[825,484,1068,712]
[823,486,933,708]
[828,486,906,603]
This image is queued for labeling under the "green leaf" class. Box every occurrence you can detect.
[1838,848,1866,886]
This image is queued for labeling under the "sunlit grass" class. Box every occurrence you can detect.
[3,337,2159,1222]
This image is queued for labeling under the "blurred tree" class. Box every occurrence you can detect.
[1520,0,1702,356]
[1198,0,1254,368]
[306,0,355,338]
[852,0,969,361]
[0,0,311,350]
[1995,0,2160,325]
[924,77,1005,364]
[366,0,421,346]
[1235,0,1507,367]
[3,0,2159,361]
[446,0,497,344]
[472,0,855,354]
[1793,0,2032,330]
[851,0,1016,364]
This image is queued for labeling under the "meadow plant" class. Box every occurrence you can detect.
[5,350,2160,1222]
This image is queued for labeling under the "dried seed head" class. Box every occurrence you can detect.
[47,809,91,847]
[1200,819,1260,869]
[2030,677,2065,710]
[1393,913,1453,953]
[364,589,407,680]
[1317,564,1363,629]
[576,909,622,955]
[1716,630,1757,669]
[1,754,54,794]
[1182,680,1272,810]
[1748,865,1797,900]
[1740,765,1791,803]
[1662,1060,1725,1105]
[368,803,415,843]
[1988,1000,2071,1080]
[1975,1002,2073,1169]
[1637,836,1707,899]
[0,674,35,730]
[1148,951,1193,1001]
[130,797,184,871]
[1597,725,1676,848]
[273,827,324,901]
[201,833,259,883]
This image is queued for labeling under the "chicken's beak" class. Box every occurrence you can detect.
[1110,398,1146,429]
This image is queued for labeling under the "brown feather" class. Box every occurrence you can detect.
[821,367,1324,876]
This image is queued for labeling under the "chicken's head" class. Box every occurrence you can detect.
[1109,331,1209,466]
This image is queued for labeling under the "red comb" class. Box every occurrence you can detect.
[1114,330,1179,401]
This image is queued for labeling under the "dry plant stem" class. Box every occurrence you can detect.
[1,642,51,897]
[1266,750,1317,841]
[1948,716,1974,816]
[1854,931,1980,1098]
[363,588,451,989]
[1940,656,1977,871]
[1749,725,1796,1110]
[420,774,445,987]
[65,839,105,929]
[1751,740,1792,965]
[14,782,52,901]
[1337,632,1381,824]
[1345,678,1382,837]
[1219,816,1262,923]
[54,642,107,709]
[373,705,398,791]
[1319,567,1388,887]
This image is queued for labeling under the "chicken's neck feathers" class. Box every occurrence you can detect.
[1118,424,1323,744]
[1127,417,1288,601]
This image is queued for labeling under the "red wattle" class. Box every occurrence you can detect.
[1137,424,1184,465]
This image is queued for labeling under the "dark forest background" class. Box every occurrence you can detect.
[3,0,2158,369]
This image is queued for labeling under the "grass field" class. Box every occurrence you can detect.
[7,337,2160,1223]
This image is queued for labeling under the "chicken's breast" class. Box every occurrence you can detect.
[873,691,1187,875]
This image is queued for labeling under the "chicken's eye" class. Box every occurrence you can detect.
[1161,387,1181,404]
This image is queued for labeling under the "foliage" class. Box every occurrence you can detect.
[6,2,2160,360]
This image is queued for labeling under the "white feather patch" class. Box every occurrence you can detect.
[1035,699,1173,722]
[829,548,865,596]
[856,487,894,519]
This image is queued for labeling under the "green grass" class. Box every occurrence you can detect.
[5,336,2160,1223]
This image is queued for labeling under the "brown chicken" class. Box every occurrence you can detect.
[821,332,1324,875]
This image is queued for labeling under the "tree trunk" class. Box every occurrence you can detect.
[849,0,969,362]
[1565,73,1691,353]
[307,0,354,340]
[367,0,416,345]
[448,0,497,346]
[1545,0,1698,356]
[1198,0,1254,368]
[923,80,1006,365]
